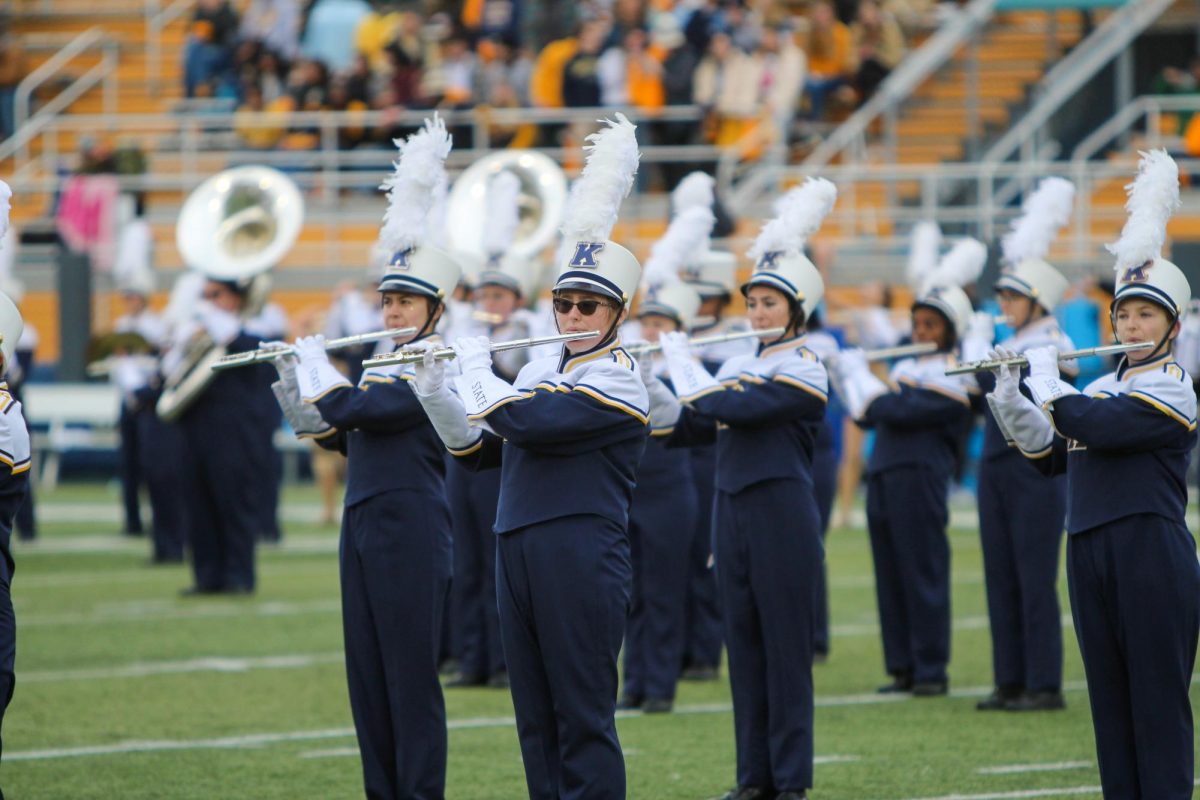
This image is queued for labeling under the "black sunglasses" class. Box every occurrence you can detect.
[552,297,613,316]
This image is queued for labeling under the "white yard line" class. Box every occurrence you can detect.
[19,598,342,628]
[892,781,1200,800]
[18,561,336,589]
[21,652,345,683]
[13,534,338,556]
[976,761,1092,776]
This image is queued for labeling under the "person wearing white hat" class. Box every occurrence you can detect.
[830,237,986,699]
[0,181,31,774]
[648,179,835,800]
[275,117,460,800]
[619,282,704,715]
[963,178,1077,713]
[990,151,1200,799]
[411,115,649,798]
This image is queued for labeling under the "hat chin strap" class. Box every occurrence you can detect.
[416,301,443,340]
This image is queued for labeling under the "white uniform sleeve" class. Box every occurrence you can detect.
[574,358,651,422]
[1126,364,1198,430]
[0,393,31,477]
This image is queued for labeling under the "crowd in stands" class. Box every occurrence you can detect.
[183,0,934,168]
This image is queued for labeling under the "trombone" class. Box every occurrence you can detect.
[211,327,418,371]
[944,342,1153,376]
[627,327,787,356]
[364,330,601,368]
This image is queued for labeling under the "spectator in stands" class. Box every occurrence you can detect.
[650,12,701,189]
[342,54,377,107]
[1153,56,1200,131]
[683,0,722,57]
[258,49,289,103]
[327,76,372,149]
[483,78,538,148]
[757,24,807,144]
[355,1,403,73]
[234,83,287,149]
[184,0,241,98]
[478,35,533,108]
[460,0,522,46]
[851,0,906,104]
[436,30,478,108]
[240,0,302,62]
[529,28,579,109]
[0,12,25,141]
[561,20,609,108]
[385,13,436,108]
[693,31,767,150]
[801,0,856,120]
[301,0,371,73]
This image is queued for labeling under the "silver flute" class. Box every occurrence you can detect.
[944,341,1154,376]
[211,327,419,371]
[861,341,938,361]
[627,326,787,356]
[363,330,601,368]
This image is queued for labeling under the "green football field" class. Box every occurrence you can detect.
[3,483,1197,799]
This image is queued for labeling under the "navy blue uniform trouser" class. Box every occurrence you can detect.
[977,454,1065,693]
[684,445,723,669]
[811,440,837,655]
[137,412,186,561]
[865,466,951,684]
[180,424,258,591]
[497,515,631,800]
[118,405,143,533]
[0,573,14,777]
[341,489,451,800]
[1067,514,1200,800]
[624,478,697,701]
[716,477,821,792]
[447,465,505,680]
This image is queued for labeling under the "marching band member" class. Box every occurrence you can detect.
[989,151,1199,798]
[277,117,459,800]
[244,299,289,544]
[651,179,836,800]
[831,238,986,697]
[966,178,1077,712]
[0,227,33,544]
[0,183,31,768]
[675,173,750,682]
[413,115,647,799]
[445,170,540,689]
[621,202,714,714]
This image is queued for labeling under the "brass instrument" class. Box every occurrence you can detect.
[363,330,600,368]
[157,166,304,421]
[211,327,418,371]
[944,342,1153,376]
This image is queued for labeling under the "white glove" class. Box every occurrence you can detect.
[1022,345,1078,408]
[830,349,887,419]
[657,331,691,362]
[294,334,329,366]
[258,340,298,382]
[113,356,149,395]
[453,335,494,375]
[410,341,446,396]
[638,354,682,429]
[197,301,241,346]
[271,380,333,438]
[1025,345,1060,379]
[832,348,869,381]
[988,346,1021,403]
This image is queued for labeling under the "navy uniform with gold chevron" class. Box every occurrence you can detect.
[652,179,835,800]
[0,280,29,775]
[620,283,703,714]
[990,151,1200,799]
[278,117,459,800]
[831,262,982,697]
[414,114,648,800]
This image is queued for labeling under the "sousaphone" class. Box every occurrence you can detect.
[157,166,304,421]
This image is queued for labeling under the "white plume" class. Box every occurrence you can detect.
[424,173,449,249]
[923,237,987,292]
[643,206,717,290]
[483,170,522,257]
[906,221,942,290]
[670,172,715,215]
[1106,149,1180,272]
[0,180,10,247]
[748,177,837,262]
[1001,177,1075,265]
[559,114,640,243]
[378,114,453,255]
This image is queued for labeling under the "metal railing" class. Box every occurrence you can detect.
[11,27,119,163]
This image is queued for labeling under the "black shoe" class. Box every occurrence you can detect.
[912,680,949,697]
[642,697,673,714]
[179,585,224,597]
[446,673,487,688]
[976,686,1022,711]
[775,793,808,800]
[876,675,913,694]
[616,695,643,710]
[221,585,254,596]
[123,527,145,538]
[438,659,461,677]
[150,554,185,566]
[1006,690,1066,711]
[719,788,775,800]
[680,664,719,681]
[486,671,509,689]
